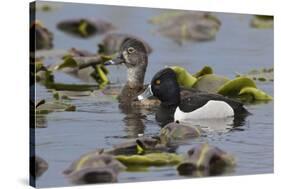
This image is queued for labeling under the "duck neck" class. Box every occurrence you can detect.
[126,63,147,89]
[118,63,147,103]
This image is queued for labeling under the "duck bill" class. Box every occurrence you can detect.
[138,85,153,101]
[104,53,124,66]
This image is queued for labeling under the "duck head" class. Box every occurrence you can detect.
[104,38,148,88]
[138,68,181,106]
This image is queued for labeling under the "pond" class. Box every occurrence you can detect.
[34,1,273,187]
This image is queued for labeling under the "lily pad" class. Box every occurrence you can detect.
[30,20,53,50]
[99,33,152,55]
[193,74,230,93]
[217,77,257,97]
[116,153,183,167]
[53,54,111,87]
[177,143,235,176]
[150,12,221,44]
[236,67,274,82]
[36,100,76,114]
[64,153,125,184]
[53,90,93,100]
[250,15,273,29]
[46,82,98,91]
[238,87,272,101]
[160,122,201,145]
[57,18,115,38]
[170,66,197,88]
[193,66,213,78]
[30,156,48,178]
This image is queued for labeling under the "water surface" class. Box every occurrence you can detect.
[35,1,273,187]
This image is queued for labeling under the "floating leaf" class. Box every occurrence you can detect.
[53,90,93,100]
[30,20,53,50]
[193,66,213,78]
[160,122,201,145]
[238,87,272,101]
[64,153,125,184]
[99,33,152,55]
[55,57,78,70]
[250,15,273,29]
[217,77,257,97]
[170,66,197,88]
[193,74,230,93]
[177,143,235,176]
[236,67,274,82]
[116,153,183,167]
[150,12,221,43]
[36,100,76,114]
[57,18,115,38]
[46,82,98,91]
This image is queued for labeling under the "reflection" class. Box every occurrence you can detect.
[156,105,249,133]
[118,105,147,138]
[36,115,48,128]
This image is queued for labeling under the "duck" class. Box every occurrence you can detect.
[138,68,250,125]
[103,38,199,107]
[104,38,160,106]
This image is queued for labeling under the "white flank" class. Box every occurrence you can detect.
[174,100,234,121]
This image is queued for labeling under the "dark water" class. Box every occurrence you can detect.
[34,1,273,187]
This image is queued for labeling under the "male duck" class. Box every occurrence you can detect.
[138,68,250,125]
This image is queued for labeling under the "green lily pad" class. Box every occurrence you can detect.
[170,66,197,88]
[236,68,274,82]
[193,66,213,78]
[238,87,272,101]
[250,15,273,29]
[36,100,76,114]
[46,82,98,91]
[116,153,183,167]
[160,122,201,145]
[53,90,93,100]
[30,20,53,50]
[57,18,115,38]
[217,77,257,97]
[193,74,230,93]
[99,33,153,55]
[54,55,111,87]
[150,12,221,43]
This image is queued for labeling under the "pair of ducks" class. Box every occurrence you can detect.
[104,38,249,126]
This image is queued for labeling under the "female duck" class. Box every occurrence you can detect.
[104,38,159,106]
[138,68,250,125]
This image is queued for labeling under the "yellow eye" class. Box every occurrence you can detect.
[155,79,161,85]
[127,47,135,54]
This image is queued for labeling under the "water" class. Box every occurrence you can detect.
[34,1,273,187]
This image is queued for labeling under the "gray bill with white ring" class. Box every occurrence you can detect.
[138,85,153,100]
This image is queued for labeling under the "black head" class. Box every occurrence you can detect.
[138,68,181,106]
[104,38,148,68]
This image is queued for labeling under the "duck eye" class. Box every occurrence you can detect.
[155,79,161,85]
[127,47,135,54]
